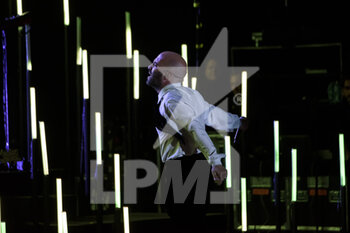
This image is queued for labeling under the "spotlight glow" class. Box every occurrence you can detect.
[225,136,232,188]
[114,153,121,208]
[339,134,346,187]
[30,88,37,139]
[133,50,140,100]
[95,112,102,165]
[39,121,49,175]
[274,121,279,173]
[181,44,188,87]
[82,50,89,99]
[291,148,297,202]
[125,12,132,59]
[241,71,247,117]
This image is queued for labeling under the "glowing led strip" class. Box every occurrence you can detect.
[291,149,297,202]
[82,50,89,99]
[30,88,37,139]
[339,134,346,187]
[123,207,130,233]
[114,153,121,208]
[76,17,82,65]
[17,0,22,15]
[274,121,279,173]
[95,112,102,165]
[133,50,140,100]
[241,71,247,118]
[56,178,63,233]
[225,136,232,188]
[39,122,49,175]
[125,12,132,59]
[63,0,70,26]
[181,44,188,87]
[241,177,247,232]
[191,77,197,90]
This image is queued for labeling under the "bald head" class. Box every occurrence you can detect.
[155,51,187,83]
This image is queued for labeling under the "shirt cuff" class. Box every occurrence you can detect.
[208,153,226,166]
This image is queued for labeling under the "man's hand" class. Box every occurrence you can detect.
[211,165,227,185]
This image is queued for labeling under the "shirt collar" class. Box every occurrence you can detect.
[157,83,182,103]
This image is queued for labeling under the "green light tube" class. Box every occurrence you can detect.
[82,50,89,99]
[95,112,102,165]
[17,0,22,15]
[241,71,247,117]
[30,88,37,139]
[1,222,6,233]
[339,134,346,187]
[39,121,49,175]
[76,17,82,65]
[56,178,63,233]
[181,44,188,87]
[191,77,197,90]
[125,12,132,59]
[274,121,279,173]
[241,177,247,232]
[291,148,297,202]
[123,207,130,233]
[225,136,232,188]
[114,153,121,208]
[63,0,70,26]
[133,50,140,100]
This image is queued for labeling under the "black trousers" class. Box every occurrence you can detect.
[164,153,217,232]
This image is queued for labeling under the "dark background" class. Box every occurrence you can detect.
[1,0,350,231]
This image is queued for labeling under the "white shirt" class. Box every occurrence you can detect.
[155,83,241,166]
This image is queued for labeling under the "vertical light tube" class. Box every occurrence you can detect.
[133,50,140,100]
[225,136,232,188]
[125,12,132,59]
[95,112,102,165]
[63,0,70,26]
[25,25,32,71]
[82,50,89,99]
[291,148,297,202]
[123,207,130,233]
[241,71,247,117]
[56,178,63,233]
[114,153,121,208]
[16,0,22,15]
[274,121,279,173]
[181,44,188,87]
[241,177,247,232]
[339,134,346,187]
[191,77,197,90]
[0,222,6,233]
[76,17,82,65]
[62,212,68,233]
[30,88,37,139]
[39,121,49,175]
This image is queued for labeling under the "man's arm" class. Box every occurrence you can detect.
[166,99,228,185]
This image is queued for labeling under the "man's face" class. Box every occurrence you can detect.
[343,80,350,104]
[146,56,164,90]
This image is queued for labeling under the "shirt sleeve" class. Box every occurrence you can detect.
[204,101,241,133]
[165,98,225,166]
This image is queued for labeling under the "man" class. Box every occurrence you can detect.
[146,51,247,230]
